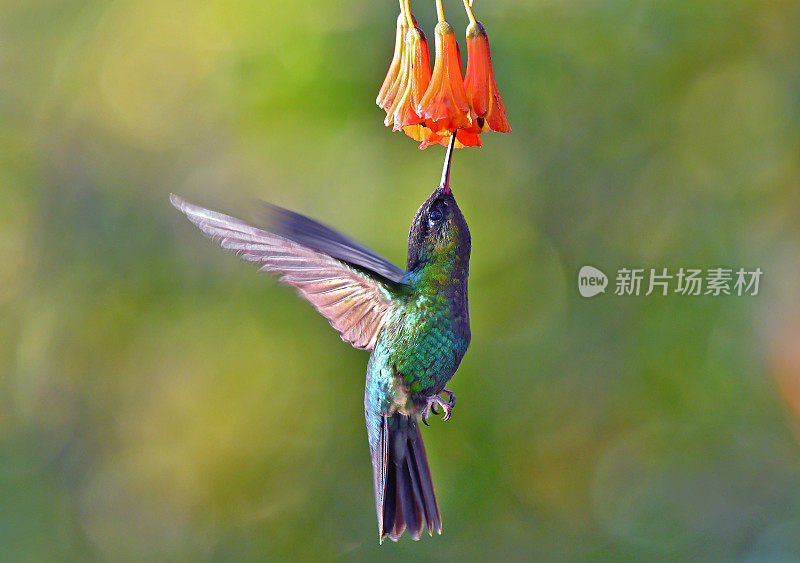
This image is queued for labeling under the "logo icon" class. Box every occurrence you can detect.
[578,265,608,298]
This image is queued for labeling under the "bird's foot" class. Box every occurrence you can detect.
[422,389,456,425]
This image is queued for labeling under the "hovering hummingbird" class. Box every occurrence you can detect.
[170,134,470,543]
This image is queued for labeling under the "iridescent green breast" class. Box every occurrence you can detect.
[365,271,470,416]
[391,303,470,396]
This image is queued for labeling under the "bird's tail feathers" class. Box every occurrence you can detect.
[373,413,441,543]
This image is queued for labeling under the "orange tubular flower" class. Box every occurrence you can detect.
[376,12,408,110]
[377,1,508,150]
[463,20,511,133]
[418,20,471,135]
[386,25,431,131]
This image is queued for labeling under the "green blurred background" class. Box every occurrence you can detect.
[2,0,800,559]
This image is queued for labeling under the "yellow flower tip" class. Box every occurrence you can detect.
[435,19,454,36]
[466,20,486,40]
[463,20,511,133]
[403,124,445,150]
[418,20,470,136]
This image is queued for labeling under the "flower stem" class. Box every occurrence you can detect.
[403,0,414,27]
[462,0,477,25]
[435,0,445,23]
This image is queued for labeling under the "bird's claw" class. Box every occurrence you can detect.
[422,389,456,425]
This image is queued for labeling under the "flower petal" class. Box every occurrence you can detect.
[403,124,445,150]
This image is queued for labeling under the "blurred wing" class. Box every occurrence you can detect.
[264,204,407,284]
[171,195,404,351]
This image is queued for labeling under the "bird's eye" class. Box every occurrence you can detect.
[429,209,443,222]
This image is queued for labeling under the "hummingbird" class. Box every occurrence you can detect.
[170,134,470,543]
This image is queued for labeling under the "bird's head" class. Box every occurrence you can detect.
[406,135,471,272]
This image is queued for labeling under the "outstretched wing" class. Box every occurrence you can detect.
[264,203,407,284]
[170,194,406,351]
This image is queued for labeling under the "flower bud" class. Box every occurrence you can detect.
[376,13,408,110]
[464,21,511,133]
[386,25,431,131]
[418,21,471,135]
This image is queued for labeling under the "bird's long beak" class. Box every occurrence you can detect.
[440,132,457,195]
